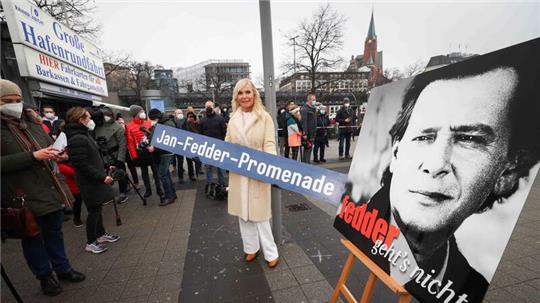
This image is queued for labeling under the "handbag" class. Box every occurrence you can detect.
[1,191,40,240]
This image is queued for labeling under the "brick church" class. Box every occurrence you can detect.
[347,10,385,86]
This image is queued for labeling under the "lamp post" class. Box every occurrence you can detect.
[210,83,216,104]
[290,35,299,74]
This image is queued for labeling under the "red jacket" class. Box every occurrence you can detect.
[126,118,152,160]
[58,162,80,194]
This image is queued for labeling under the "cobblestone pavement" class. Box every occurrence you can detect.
[2,139,539,302]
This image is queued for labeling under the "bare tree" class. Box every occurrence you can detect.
[403,60,426,78]
[383,67,404,82]
[29,0,101,38]
[126,60,157,106]
[283,4,346,94]
[102,51,132,77]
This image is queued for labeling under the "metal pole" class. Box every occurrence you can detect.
[259,0,282,244]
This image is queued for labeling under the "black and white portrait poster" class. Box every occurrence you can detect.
[334,38,540,303]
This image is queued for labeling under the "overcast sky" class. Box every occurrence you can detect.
[93,0,540,80]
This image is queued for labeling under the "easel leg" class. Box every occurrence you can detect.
[359,272,377,303]
[329,252,355,303]
[397,294,412,303]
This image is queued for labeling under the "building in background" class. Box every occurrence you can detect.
[424,52,479,72]
[278,71,370,93]
[174,59,250,93]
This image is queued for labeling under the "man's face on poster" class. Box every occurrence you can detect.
[389,68,518,236]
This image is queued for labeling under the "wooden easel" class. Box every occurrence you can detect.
[329,239,412,303]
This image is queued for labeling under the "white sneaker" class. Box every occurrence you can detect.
[85,242,107,254]
[97,233,120,243]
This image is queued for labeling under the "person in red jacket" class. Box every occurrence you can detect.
[58,161,83,227]
[125,105,163,199]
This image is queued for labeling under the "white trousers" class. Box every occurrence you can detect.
[238,218,279,262]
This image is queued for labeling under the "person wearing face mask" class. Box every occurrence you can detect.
[147,108,178,206]
[173,108,186,183]
[199,100,227,186]
[41,105,63,140]
[313,105,330,163]
[1,80,86,296]
[125,105,164,199]
[94,107,129,203]
[335,97,357,160]
[64,107,120,255]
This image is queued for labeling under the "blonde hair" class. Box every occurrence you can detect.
[231,78,266,119]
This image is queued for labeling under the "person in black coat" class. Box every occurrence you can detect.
[199,101,226,185]
[335,98,356,160]
[65,107,119,254]
[182,111,201,180]
[313,105,330,163]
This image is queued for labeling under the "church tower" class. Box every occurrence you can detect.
[361,10,383,84]
[362,10,378,67]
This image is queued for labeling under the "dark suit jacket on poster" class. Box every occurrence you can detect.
[334,185,489,303]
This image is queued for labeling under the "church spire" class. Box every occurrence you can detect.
[367,9,376,39]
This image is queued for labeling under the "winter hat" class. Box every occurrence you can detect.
[129,104,143,117]
[101,106,114,117]
[148,108,162,120]
[0,79,22,98]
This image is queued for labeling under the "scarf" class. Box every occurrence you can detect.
[1,114,73,206]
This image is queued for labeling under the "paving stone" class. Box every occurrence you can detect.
[90,280,127,302]
[291,265,326,284]
[103,266,134,283]
[265,269,299,291]
[147,289,181,303]
[300,280,335,303]
[272,286,309,303]
[121,277,156,299]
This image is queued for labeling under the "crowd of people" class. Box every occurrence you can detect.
[1,77,357,296]
[277,95,358,163]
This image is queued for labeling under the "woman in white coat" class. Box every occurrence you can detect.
[225,78,279,268]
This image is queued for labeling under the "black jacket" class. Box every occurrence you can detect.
[65,123,114,208]
[315,114,330,144]
[277,108,288,138]
[300,103,317,139]
[199,113,226,140]
[335,106,356,134]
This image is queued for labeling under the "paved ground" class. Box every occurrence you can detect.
[2,138,539,303]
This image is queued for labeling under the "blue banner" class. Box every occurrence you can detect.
[151,124,347,206]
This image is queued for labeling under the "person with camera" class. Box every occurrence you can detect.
[64,107,120,254]
[147,108,178,206]
[1,80,86,296]
[95,107,129,204]
[125,105,164,199]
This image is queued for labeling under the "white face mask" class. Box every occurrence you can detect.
[177,113,184,120]
[86,119,96,131]
[344,103,350,108]
[138,112,147,120]
[44,112,55,119]
[151,120,158,126]
[1,102,24,119]
[104,116,112,122]
[320,110,326,114]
